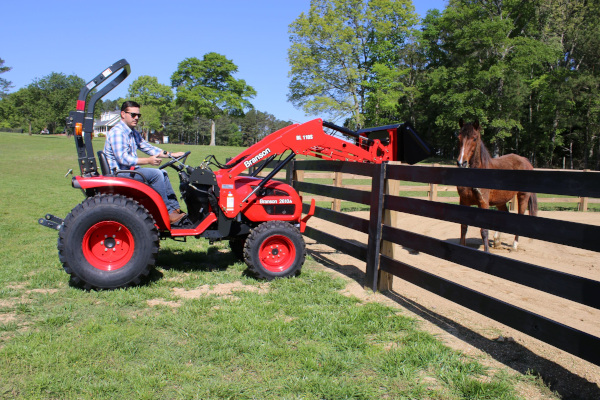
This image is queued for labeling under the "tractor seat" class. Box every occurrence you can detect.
[97,150,149,184]
[97,151,113,176]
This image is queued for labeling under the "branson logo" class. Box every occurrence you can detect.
[244,148,272,168]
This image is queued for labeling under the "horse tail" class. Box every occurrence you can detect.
[529,193,538,217]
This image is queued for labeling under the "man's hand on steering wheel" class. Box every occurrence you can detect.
[159,151,191,170]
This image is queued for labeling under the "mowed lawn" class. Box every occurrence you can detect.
[0,132,546,399]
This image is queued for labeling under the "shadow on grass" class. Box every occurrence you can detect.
[306,246,600,400]
[156,247,239,273]
[67,247,244,290]
[384,291,600,400]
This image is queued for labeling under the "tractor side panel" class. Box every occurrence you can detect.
[234,178,302,223]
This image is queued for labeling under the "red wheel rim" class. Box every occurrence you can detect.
[82,221,135,271]
[259,235,296,273]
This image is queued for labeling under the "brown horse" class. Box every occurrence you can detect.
[456,120,538,252]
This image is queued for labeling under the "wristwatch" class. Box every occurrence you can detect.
[162,150,171,157]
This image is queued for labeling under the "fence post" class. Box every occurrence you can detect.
[292,163,304,185]
[579,169,590,211]
[429,163,438,201]
[332,171,342,211]
[286,159,294,185]
[378,162,400,292]
[365,163,385,292]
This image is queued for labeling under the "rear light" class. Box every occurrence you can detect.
[75,123,83,136]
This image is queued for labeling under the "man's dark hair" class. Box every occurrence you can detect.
[121,100,141,111]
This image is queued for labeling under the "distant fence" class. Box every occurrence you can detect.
[252,162,599,211]
[278,160,600,366]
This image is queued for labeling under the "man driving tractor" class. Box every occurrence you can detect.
[103,100,187,224]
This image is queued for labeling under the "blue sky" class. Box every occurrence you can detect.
[1,0,446,124]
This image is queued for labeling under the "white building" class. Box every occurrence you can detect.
[93,110,121,136]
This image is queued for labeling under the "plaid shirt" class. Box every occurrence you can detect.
[103,121,162,171]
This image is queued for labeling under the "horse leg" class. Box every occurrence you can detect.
[494,203,510,248]
[459,196,469,246]
[461,224,468,246]
[512,192,531,251]
[474,190,490,252]
[480,228,490,252]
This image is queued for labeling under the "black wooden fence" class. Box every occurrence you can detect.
[285,160,600,366]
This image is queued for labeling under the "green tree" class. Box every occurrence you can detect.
[128,75,174,139]
[287,0,417,129]
[537,0,600,169]
[239,109,291,146]
[128,75,174,106]
[0,58,12,99]
[171,53,256,146]
[2,87,38,134]
[417,0,562,159]
[98,98,121,113]
[27,72,85,134]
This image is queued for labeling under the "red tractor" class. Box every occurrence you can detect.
[39,59,430,289]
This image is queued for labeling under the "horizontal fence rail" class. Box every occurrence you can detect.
[378,254,600,366]
[259,159,599,210]
[292,159,600,366]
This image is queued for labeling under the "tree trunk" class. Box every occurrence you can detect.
[210,119,216,146]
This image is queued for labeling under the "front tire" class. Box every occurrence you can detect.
[57,194,159,290]
[244,221,305,280]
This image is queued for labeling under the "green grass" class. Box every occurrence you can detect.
[0,132,541,399]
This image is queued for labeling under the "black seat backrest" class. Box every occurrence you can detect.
[97,151,113,176]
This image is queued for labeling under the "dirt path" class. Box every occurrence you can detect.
[305,210,600,400]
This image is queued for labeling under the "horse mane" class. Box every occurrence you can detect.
[464,122,493,169]
[475,136,493,168]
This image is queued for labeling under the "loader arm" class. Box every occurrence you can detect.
[215,118,413,219]
[222,118,392,180]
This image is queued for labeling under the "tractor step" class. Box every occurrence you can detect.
[38,214,64,231]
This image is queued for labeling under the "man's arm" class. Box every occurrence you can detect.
[134,131,185,164]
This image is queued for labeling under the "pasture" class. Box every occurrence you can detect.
[0,131,586,399]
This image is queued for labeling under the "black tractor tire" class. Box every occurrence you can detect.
[229,235,248,261]
[243,221,305,280]
[57,194,159,290]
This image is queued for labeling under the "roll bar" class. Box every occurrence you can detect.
[68,59,131,176]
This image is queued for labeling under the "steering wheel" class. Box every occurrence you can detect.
[159,151,191,170]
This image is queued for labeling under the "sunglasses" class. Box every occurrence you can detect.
[125,112,142,119]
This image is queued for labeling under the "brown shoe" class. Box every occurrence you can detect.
[169,209,187,224]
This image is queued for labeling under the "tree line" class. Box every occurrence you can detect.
[288,0,600,169]
[0,53,289,147]
[2,0,599,168]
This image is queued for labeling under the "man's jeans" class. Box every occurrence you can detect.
[133,168,180,212]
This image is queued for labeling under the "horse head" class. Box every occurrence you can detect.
[456,119,480,168]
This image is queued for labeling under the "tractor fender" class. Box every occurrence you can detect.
[73,176,171,230]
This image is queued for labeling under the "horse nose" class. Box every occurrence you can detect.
[457,160,467,168]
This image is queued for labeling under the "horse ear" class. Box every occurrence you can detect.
[458,119,464,128]
[473,120,480,131]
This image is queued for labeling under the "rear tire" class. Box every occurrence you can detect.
[244,221,305,280]
[57,194,159,290]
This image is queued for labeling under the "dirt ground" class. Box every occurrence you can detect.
[305,210,600,400]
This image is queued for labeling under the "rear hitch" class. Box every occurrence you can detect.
[38,214,64,231]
